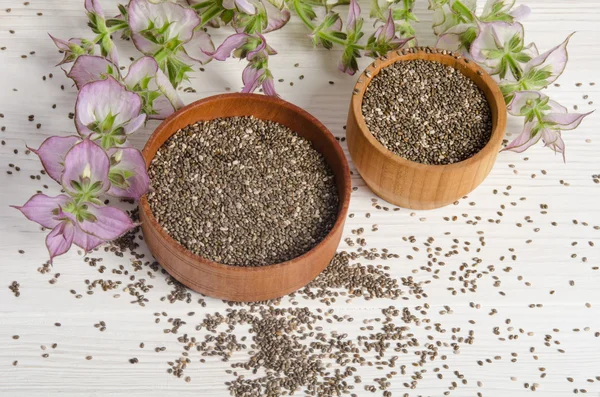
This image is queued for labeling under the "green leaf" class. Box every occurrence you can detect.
[118,4,128,17]
[507,33,523,52]
[512,51,532,63]
[369,0,385,20]
[109,171,127,188]
[141,29,161,45]
[200,2,225,27]
[506,56,522,80]
[321,38,333,49]
[451,0,475,22]
[460,26,478,47]
[70,180,82,192]
[221,9,234,23]
[295,0,317,20]
[89,180,104,194]
[498,58,508,79]
[100,112,117,133]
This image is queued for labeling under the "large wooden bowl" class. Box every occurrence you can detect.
[346,48,507,210]
[139,93,351,302]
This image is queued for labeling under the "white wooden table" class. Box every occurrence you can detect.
[1,1,599,396]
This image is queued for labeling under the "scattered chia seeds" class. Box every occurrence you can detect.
[362,59,492,165]
[9,281,20,297]
[148,116,339,267]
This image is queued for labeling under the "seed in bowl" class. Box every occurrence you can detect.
[147,116,339,267]
[362,59,493,165]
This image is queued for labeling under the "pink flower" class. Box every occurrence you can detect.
[241,64,277,96]
[124,56,184,119]
[29,135,81,183]
[128,0,213,64]
[208,33,253,61]
[346,0,361,33]
[107,147,150,200]
[67,55,119,89]
[84,0,119,64]
[75,77,146,147]
[222,0,256,14]
[470,21,538,80]
[503,91,593,159]
[13,194,134,261]
[209,33,275,62]
[375,9,396,43]
[13,139,136,262]
[49,34,95,66]
[67,55,182,120]
[480,0,530,22]
[61,139,111,199]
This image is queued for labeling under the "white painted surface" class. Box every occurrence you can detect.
[1,1,599,396]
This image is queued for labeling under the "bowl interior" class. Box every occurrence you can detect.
[140,93,351,269]
[351,49,506,169]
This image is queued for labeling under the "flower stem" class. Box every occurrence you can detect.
[291,0,364,49]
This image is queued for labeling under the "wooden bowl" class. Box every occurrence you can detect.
[346,48,507,210]
[139,93,351,302]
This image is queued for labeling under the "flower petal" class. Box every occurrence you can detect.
[471,21,524,73]
[77,204,135,240]
[107,147,150,200]
[241,65,264,93]
[247,35,267,61]
[124,56,182,119]
[124,114,147,134]
[62,139,110,196]
[182,30,215,64]
[380,8,396,41]
[72,228,105,253]
[436,23,472,53]
[46,221,75,263]
[103,37,120,66]
[482,0,514,17]
[261,75,277,97]
[129,0,200,54]
[506,90,542,116]
[30,135,80,182]
[543,111,594,131]
[85,0,104,16]
[540,126,566,160]
[222,0,235,10]
[124,56,159,87]
[68,55,119,89]
[262,0,290,33]
[12,194,72,229]
[524,32,574,85]
[207,33,250,61]
[347,0,361,32]
[546,99,567,114]
[155,70,184,114]
[502,121,542,153]
[49,34,71,51]
[237,0,257,14]
[75,76,144,138]
[509,5,531,21]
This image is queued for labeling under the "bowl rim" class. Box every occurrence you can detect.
[350,48,507,170]
[139,92,351,274]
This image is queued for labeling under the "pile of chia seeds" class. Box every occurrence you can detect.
[147,116,339,267]
[362,59,493,165]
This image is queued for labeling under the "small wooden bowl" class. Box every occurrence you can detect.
[139,93,351,302]
[346,48,507,210]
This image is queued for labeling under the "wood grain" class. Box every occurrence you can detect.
[139,93,351,302]
[1,1,600,396]
[346,49,507,210]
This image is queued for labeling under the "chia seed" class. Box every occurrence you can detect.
[362,59,492,165]
[148,116,339,267]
